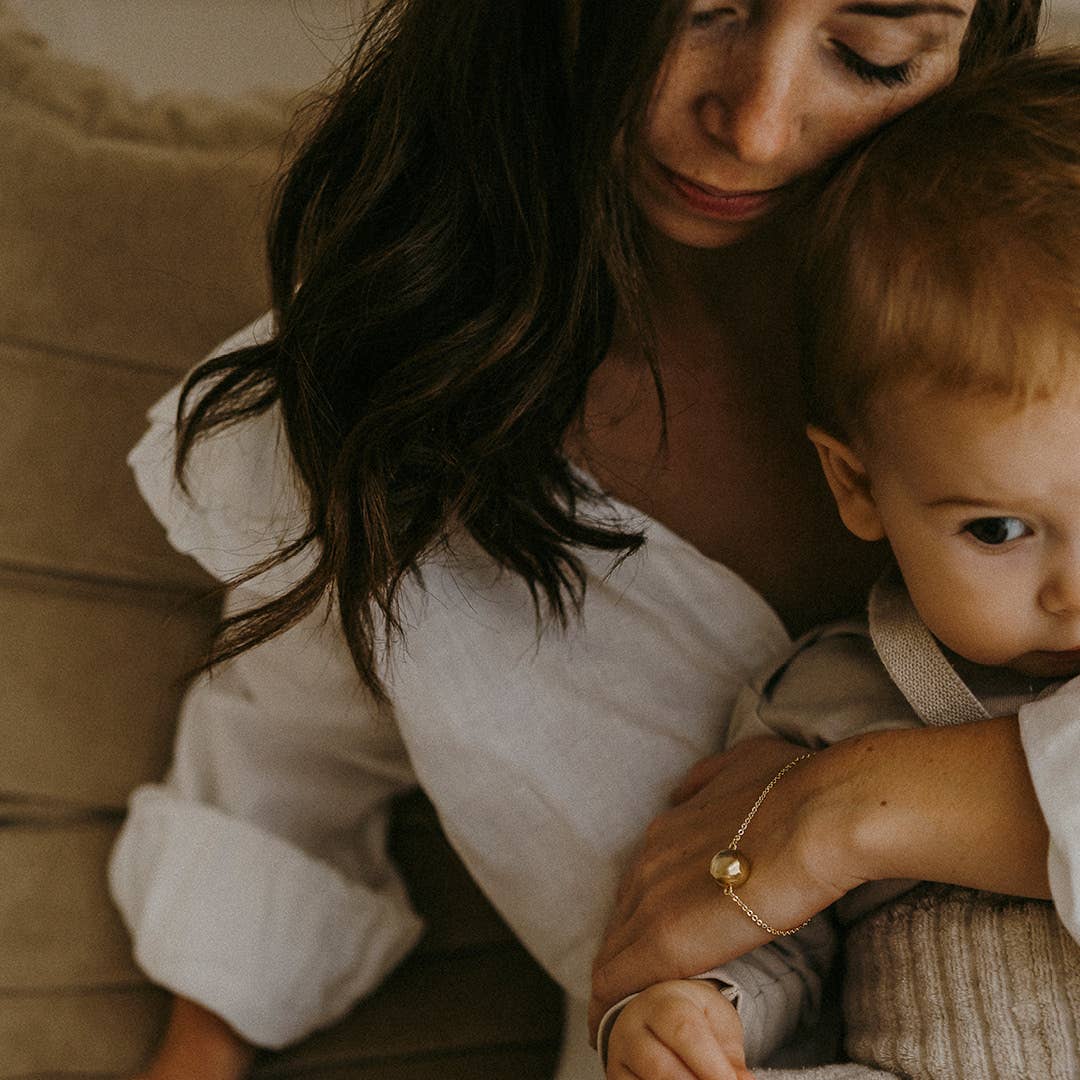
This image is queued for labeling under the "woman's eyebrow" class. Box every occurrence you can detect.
[840,2,969,17]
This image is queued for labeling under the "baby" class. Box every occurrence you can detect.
[604,49,1080,1080]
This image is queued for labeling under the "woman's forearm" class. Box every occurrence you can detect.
[136,996,256,1080]
[589,721,1054,1030]
[815,714,1051,898]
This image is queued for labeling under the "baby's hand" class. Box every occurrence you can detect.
[606,979,754,1080]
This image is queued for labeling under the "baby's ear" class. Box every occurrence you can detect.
[806,425,885,542]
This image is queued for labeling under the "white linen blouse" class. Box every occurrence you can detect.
[107,314,1080,1077]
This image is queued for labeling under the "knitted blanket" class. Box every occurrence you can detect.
[842,883,1080,1079]
[759,1068,896,1079]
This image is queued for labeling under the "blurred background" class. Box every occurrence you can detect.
[7,1,367,96]
[9,0,1080,99]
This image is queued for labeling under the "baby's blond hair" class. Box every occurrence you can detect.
[800,49,1080,443]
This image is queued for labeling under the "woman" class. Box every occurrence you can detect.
[115,2,1055,1077]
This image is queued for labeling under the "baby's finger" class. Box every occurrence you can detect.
[659,1027,745,1080]
[620,1036,709,1080]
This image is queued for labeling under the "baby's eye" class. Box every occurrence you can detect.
[963,517,1029,546]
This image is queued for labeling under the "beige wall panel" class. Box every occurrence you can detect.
[0,987,168,1077]
[7,1,360,98]
[0,821,137,992]
[0,76,288,373]
[0,572,218,808]
[0,342,214,590]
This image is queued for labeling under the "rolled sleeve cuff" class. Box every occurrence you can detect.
[697,948,817,1066]
[596,979,739,1068]
[108,785,425,1049]
[1018,681,1080,945]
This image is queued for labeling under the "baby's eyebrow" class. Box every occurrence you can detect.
[839,2,970,18]
[926,496,1009,510]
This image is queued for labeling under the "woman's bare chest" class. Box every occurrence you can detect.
[575,359,885,634]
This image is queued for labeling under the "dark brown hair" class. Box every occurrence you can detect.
[178,0,1045,699]
[801,47,1080,443]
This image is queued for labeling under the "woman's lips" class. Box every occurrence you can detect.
[657,162,783,221]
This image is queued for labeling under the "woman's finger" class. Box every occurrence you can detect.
[592,743,855,1032]
[669,753,731,805]
[591,914,757,1037]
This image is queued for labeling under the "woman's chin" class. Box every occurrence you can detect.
[645,206,775,251]
[636,186,797,253]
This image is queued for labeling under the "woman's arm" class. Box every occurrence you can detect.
[133,998,255,1080]
[589,716,1049,1035]
[820,716,1049,893]
[110,587,426,1055]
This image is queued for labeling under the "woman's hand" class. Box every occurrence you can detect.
[605,979,755,1080]
[590,737,862,1039]
[132,996,256,1080]
[591,717,1052,1040]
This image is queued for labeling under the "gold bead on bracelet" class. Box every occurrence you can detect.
[709,848,751,888]
[707,753,815,938]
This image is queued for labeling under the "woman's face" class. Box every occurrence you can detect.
[636,0,977,248]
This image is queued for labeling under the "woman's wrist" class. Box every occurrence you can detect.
[763,740,873,900]
[795,732,900,889]
[800,717,1051,897]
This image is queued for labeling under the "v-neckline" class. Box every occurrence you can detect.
[569,461,792,648]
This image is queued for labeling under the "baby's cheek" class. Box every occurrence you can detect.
[932,590,1026,666]
[906,571,1011,664]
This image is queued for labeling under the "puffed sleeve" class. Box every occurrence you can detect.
[108,315,424,1049]
[1017,676,1080,945]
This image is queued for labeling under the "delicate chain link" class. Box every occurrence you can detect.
[721,752,815,937]
[729,752,814,851]
[724,885,813,937]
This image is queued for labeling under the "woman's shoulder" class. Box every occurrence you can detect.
[130,312,315,594]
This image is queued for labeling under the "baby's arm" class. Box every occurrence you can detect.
[606,980,754,1080]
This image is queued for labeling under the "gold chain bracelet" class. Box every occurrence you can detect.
[708,752,815,937]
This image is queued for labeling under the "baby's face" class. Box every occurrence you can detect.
[861,380,1080,679]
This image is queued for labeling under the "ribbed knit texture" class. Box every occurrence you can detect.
[758,1066,898,1079]
[844,883,1080,1079]
[867,564,989,728]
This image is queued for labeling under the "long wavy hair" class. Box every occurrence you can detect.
[177,0,1044,700]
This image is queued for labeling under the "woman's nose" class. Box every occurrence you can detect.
[696,43,803,165]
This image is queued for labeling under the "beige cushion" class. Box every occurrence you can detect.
[0,7,560,1075]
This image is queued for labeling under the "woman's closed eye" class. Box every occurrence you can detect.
[963,516,1031,547]
[684,8,922,90]
[686,6,739,31]
[832,39,915,87]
